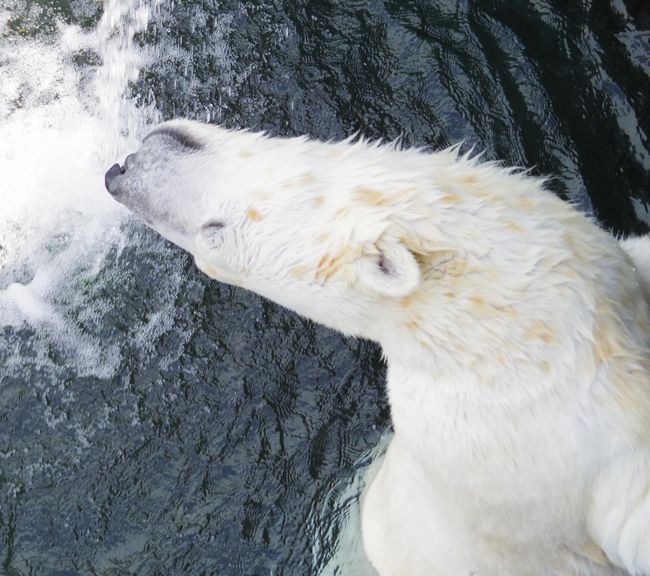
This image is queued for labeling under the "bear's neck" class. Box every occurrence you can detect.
[374,316,573,469]
[366,245,600,429]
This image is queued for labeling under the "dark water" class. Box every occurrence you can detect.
[1,1,649,575]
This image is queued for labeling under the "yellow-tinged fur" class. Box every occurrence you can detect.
[109,120,650,576]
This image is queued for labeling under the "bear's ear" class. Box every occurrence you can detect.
[355,237,421,298]
[197,220,226,251]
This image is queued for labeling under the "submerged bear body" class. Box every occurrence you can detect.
[106,120,650,576]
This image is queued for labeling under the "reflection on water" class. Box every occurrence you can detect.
[1,0,649,574]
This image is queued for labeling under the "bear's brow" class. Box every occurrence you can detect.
[143,126,204,151]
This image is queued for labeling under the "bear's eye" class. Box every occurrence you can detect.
[200,220,227,250]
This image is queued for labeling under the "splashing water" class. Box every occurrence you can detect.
[0,0,157,375]
[95,0,154,160]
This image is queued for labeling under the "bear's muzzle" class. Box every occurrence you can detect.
[104,163,124,195]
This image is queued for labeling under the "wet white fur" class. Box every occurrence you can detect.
[117,120,650,576]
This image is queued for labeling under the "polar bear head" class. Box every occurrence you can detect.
[106,119,633,378]
[105,120,429,338]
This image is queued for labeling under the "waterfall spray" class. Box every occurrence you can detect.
[0,0,157,369]
[95,0,155,161]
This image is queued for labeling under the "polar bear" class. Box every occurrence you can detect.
[105,120,650,576]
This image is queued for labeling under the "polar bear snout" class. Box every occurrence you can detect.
[104,162,125,195]
[104,123,205,201]
[104,152,140,198]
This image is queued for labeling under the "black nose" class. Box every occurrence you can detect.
[105,163,124,193]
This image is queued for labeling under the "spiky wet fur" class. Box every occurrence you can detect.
[110,120,650,575]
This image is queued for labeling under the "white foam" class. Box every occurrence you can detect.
[0,1,156,377]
